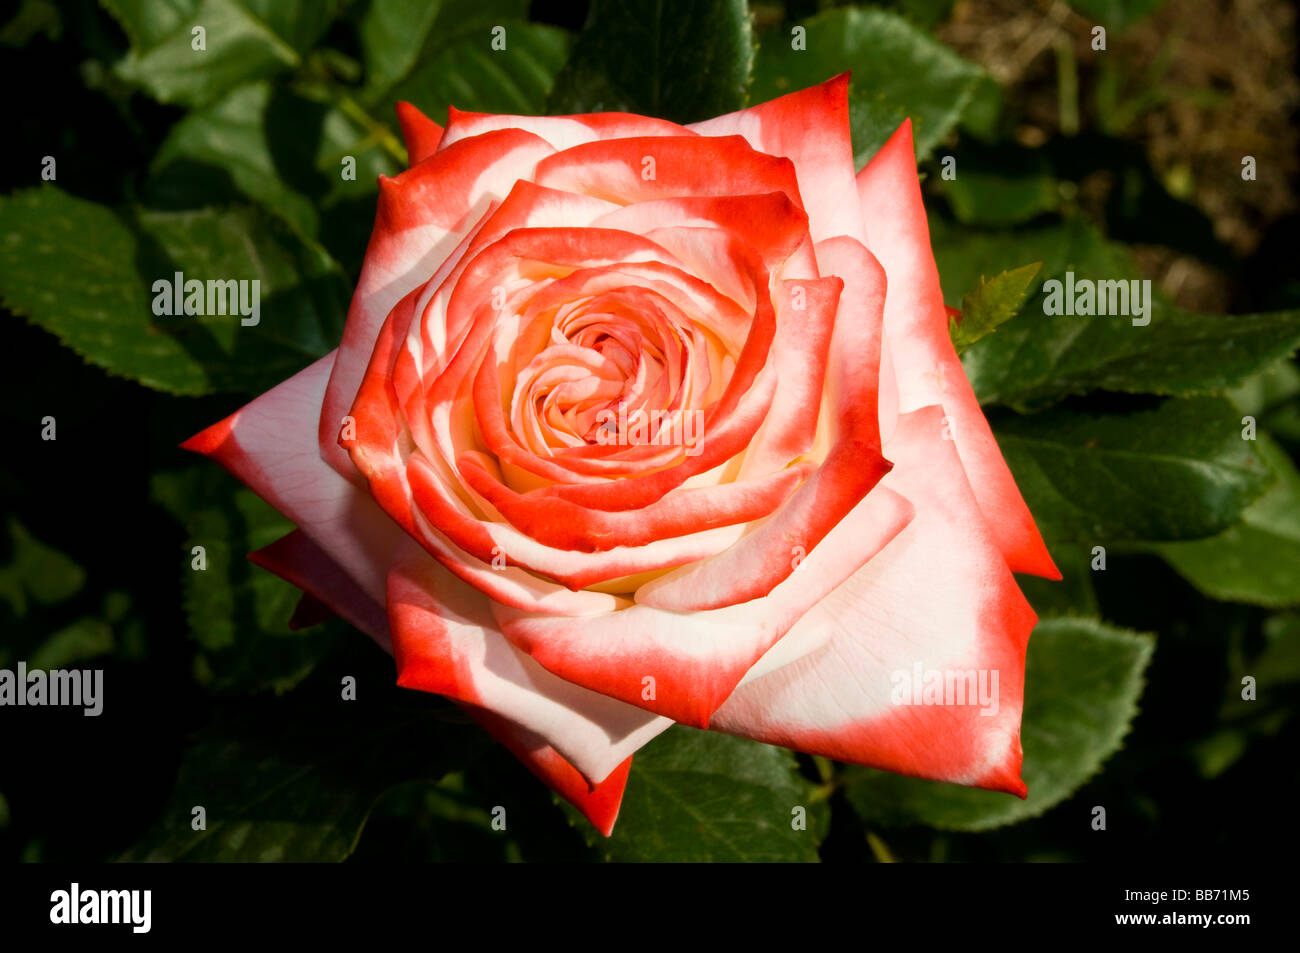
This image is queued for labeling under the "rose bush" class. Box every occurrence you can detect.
[184,75,1059,835]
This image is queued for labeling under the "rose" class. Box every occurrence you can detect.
[185,75,1059,835]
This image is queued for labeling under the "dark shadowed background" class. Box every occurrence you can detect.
[1,0,1297,862]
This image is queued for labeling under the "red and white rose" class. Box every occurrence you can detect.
[185,75,1059,834]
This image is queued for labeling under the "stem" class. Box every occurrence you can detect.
[812,755,835,785]
[866,830,897,863]
[1055,35,1079,136]
[337,93,408,167]
[295,53,409,167]
[807,781,836,805]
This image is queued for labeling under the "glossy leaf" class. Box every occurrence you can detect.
[103,0,341,107]
[0,188,348,396]
[356,0,446,101]
[548,0,752,123]
[992,396,1276,543]
[563,727,827,861]
[1151,436,1300,607]
[147,82,400,239]
[751,7,998,164]
[933,218,1300,410]
[390,19,571,121]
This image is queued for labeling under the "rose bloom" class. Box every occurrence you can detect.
[185,75,1058,835]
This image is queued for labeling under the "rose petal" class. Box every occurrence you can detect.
[394,100,444,165]
[710,406,1036,795]
[318,128,557,481]
[689,74,864,245]
[856,120,1059,580]
[633,249,891,612]
[245,525,636,833]
[248,529,390,648]
[388,537,671,785]
[439,105,693,153]
[183,352,404,610]
[733,277,840,478]
[415,452,807,588]
[465,705,632,836]
[288,591,336,631]
[493,483,913,727]
[590,191,816,306]
[534,134,804,213]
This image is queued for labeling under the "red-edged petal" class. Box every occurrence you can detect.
[387,538,671,785]
[734,277,839,478]
[466,705,632,836]
[288,592,335,631]
[589,191,815,304]
[710,406,1036,795]
[411,451,797,588]
[318,128,556,481]
[450,452,806,555]
[493,484,913,727]
[182,352,405,609]
[238,524,636,836]
[690,75,864,245]
[534,135,804,213]
[248,529,390,647]
[633,248,890,613]
[856,120,1058,579]
[439,105,692,153]
[394,100,444,165]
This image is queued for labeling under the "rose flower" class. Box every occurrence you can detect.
[184,76,1059,835]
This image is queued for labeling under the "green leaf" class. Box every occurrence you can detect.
[932,218,1300,410]
[1257,614,1300,685]
[103,0,342,107]
[564,727,826,861]
[1226,359,1300,417]
[390,19,572,121]
[356,0,446,101]
[359,776,518,861]
[151,467,346,695]
[940,143,1059,226]
[1264,396,1300,446]
[354,0,536,103]
[0,522,127,671]
[26,618,115,671]
[751,8,997,164]
[0,0,61,45]
[0,187,348,396]
[148,82,400,238]
[943,165,1058,226]
[0,518,84,618]
[1193,612,1300,778]
[950,262,1041,354]
[844,618,1153,831]
[931,217,1078,307]
[548,0,753,123]
[993,396,1276,543]
[119,690,486,861]
[1150,436,1300,607]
